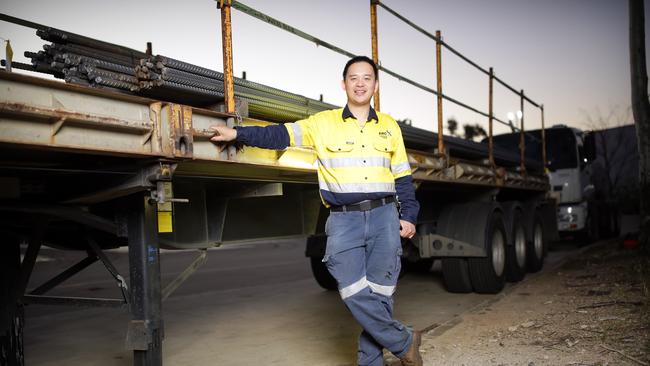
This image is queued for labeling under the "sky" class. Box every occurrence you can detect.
[1,0,648,135]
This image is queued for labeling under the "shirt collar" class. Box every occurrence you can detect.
[342,105,379,123]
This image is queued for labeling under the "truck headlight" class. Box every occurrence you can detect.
[559,214,577,223]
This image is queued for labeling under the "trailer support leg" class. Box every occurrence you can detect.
[126,194,163,366]
[0,234,24,366]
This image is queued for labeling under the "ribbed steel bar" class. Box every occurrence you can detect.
[52,43,135,67]
[85,66,139,85]
[61,53,136,75]
[93,76,139,92]
[0,13,47,31]
[36,28,147,60]
[1,60,34,71]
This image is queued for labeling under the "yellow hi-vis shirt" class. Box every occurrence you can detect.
[284,107,412,207]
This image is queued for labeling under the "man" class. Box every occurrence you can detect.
[210,56,422,366]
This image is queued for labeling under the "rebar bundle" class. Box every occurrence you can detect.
[9,27,544,169]
[17,27,337,123]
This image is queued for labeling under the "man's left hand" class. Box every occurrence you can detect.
[399,220,416,239]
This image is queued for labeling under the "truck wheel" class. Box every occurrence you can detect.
[442,258,473,293]
[506,210,527,282]
[526,212,546,272]
[404,258,434,273]
[468,211,507,294]
[580,213,599,245]
[309,257,337,291]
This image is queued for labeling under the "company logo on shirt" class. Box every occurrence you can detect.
[378,130,392,139]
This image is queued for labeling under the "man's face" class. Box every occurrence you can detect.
[341,61,378,107]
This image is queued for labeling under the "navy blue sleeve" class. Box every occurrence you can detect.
[235,125,290,150]
[395,175,419,225]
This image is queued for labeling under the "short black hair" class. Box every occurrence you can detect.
[342,56,378,80]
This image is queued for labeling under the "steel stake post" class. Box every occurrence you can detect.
[519,89,526,173]
[488,67,495,166]
[370,0,380,111]
[219,0,236,114]
[127,193,163,366]
[435,30,444,155]
[541,104,547,170]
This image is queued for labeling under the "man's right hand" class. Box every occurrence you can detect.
[210,125,237,142]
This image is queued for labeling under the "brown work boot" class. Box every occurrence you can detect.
[399,330,423,366]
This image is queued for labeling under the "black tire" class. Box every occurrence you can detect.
[505,209,527,282]
[403,258,434,274]
[526,212,546,272]
[309,257,337,291]
[442,258,473,293]
[579,213,599,246]
[468,211,507,294]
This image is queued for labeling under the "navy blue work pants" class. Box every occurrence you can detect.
[324,202,412,366]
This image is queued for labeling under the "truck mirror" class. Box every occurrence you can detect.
[583,132,596,161]
[583,184,595,199]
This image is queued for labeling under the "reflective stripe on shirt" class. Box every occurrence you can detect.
[319,181,395,194]
[319,156,391,170]
[391,161,412,175]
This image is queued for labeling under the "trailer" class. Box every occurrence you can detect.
[0,2,558,365]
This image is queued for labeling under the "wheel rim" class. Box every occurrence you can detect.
[492,229,506,277]
[534,223,543,259]
[515,225,526,268]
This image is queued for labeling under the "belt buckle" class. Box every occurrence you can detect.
[358,200,372,211]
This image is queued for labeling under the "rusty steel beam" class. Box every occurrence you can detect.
[435,30,444,155]
[370,0,380,111]
[219,0,236,114]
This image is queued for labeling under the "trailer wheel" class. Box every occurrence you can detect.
[467,211,507,294]
[310,257,337,291]
[403,258,434,273]
[526,212,546,272]
[441,258,473,293]
[506,210,527,282]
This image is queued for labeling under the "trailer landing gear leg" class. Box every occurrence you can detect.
[0,235,24,366]
[126,194,163,366]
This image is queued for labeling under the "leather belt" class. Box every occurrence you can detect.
[330,196,396,212]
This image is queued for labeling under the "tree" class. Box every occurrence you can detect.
[584,109,638,203]
[463,123,487,142]
[447,118,458,136]
[629,0,650,247]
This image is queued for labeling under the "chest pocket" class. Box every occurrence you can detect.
[373,140,395,154]
[326,143,354,153]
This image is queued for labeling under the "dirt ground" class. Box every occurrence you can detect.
[390,239,650,366]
